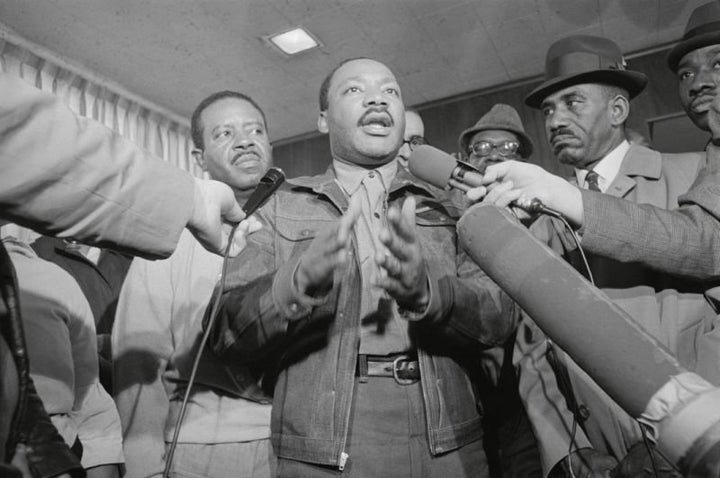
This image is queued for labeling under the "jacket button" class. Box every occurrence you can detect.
[290,303,299,312]
[578,404,590,421]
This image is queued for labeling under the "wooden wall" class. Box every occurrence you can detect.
[273,47,686,178]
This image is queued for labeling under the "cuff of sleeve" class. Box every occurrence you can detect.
[577,189,598,236]
[272,254,329,320]
[398,268,442,322]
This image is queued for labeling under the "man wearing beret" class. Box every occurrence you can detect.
[511,34,713,477]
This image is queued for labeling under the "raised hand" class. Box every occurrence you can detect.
[294,194,362,297]
[375,196,429,314]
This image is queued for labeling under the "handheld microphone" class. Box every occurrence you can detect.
[408,145,556,216]
[241,167,285,216]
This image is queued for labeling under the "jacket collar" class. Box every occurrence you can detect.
[287,162,443,204]
[604,143,662,198]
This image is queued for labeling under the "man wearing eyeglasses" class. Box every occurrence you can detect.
[397,108,425,167]
[459,103,533,172]
[458,103,543,478]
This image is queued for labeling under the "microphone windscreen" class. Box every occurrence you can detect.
[458,202,685,417]
[408,145,457,189]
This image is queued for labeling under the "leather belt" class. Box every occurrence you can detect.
[357,354,420,385]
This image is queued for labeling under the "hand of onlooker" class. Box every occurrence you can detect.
[187,177,247,256]
[375,196,430,313]
[549,447,618,478]
[469,160,585,226]
[9,444,32,478]
[294,194,362,297]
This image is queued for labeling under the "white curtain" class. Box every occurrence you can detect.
[0,34,202,242]
[0,37,199,175]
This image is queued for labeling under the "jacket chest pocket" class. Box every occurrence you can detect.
[274,215,335,265]
[415,209,458,272]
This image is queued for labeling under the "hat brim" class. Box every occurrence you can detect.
[458,125,534,159]
[524,70,648,109]
[667,31,720,72]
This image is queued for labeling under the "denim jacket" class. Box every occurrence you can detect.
[209,164,518,467]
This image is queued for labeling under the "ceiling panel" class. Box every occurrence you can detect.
[0,0,709,142]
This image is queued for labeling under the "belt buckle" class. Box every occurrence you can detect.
[392,354,417,385]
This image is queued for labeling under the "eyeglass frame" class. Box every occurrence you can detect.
[468,140,520,158]
[403,135,426,150]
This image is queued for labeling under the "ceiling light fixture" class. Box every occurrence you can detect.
[265,26,321,56]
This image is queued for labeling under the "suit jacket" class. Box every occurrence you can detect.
[580,142,720,281]
[517,145,717,474]
[0,72,195,259]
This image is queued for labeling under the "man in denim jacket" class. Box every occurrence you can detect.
[207,58,518,477]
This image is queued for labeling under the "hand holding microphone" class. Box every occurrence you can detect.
[408,145,562,217]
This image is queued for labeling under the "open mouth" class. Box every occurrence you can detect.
[359,111,393,134]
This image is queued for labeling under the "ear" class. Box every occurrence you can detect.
[192,149,207,170]
[317,111,329,134]
[609,94,630,126]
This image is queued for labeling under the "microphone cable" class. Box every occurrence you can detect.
[162,222,239,478]
[161,167,283,477]
[543,208,659,478]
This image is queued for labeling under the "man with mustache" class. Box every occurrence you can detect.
[672,1,720,134]
[205,58,518,477]
[511,35,712,477]
[113,91,273,478]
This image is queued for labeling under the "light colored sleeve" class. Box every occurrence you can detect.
[65,274,124,469]
[514,317,592,476]
[112,240,180,478]
[0,72,195,259]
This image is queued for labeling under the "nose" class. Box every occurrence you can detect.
[689,67,717,97]
[363,87,388,107]
[398,143,411,161]
[546,108,568,134]
[232,132,254,150]
[486,149,502,161]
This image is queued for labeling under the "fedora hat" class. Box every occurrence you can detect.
[667,1,720,72]
[525,35,648,109]
[458,103,534,158]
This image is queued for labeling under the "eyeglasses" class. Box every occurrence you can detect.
[468,140,519,158]
[403,135,426,150]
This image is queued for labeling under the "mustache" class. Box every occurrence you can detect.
[550,128,576,142]
[358,106,394,126]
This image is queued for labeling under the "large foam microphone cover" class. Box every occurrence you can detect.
[458,203,684,417]
[408,145,457,189]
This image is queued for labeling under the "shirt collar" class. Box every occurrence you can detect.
[575,140,629,191]
[333,158,399,197]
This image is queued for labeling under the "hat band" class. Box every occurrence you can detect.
[684,20,720,40]
[546,51,625,79]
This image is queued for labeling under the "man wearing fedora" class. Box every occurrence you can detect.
[458,103,534,173]
[670,0,720,133]
[509,34,713,477]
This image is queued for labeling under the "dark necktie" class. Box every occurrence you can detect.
[585,170,601,192]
